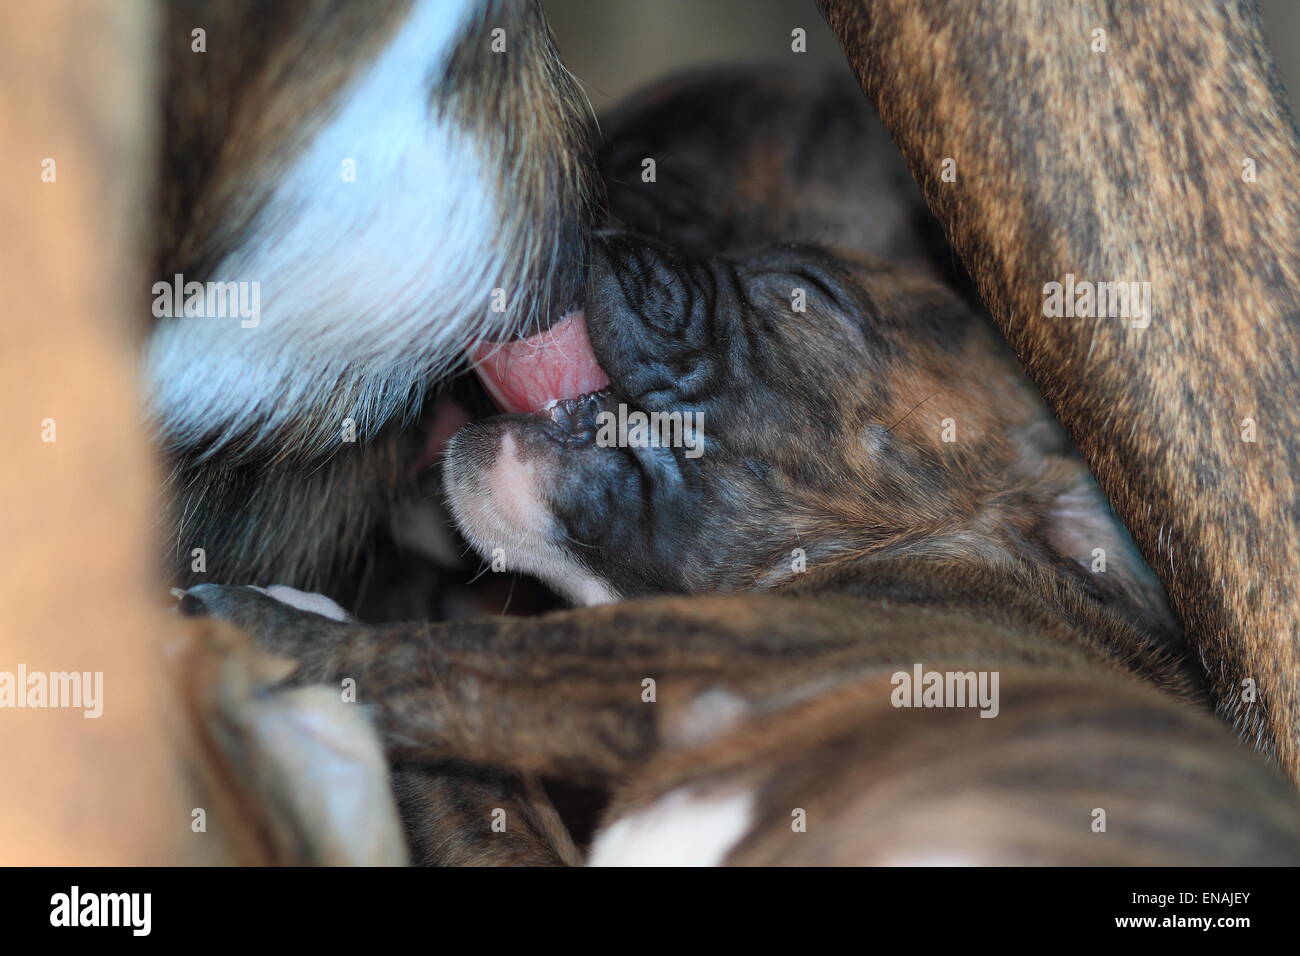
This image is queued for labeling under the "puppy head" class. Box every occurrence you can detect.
[444,234,1145,610]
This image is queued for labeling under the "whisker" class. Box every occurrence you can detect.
[885,392,937,433]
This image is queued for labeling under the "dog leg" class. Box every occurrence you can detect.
[597,671,1300,866]
[391,766,581,866]
[180,584,590,863]
[821,0,1300,778]
[175,585,817,778]
[169,615,408,865]
[180,582,1300,864]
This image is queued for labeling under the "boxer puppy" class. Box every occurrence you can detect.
[150,0,599,603]
[447,232,1179,637]
[180,66,1300,865]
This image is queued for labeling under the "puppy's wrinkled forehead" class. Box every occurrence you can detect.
[588,235,890,406]
[587,235,1005,462]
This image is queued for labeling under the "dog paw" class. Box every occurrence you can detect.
[251,585,352,622]
[176,583,350,660]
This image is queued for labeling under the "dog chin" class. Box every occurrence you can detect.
[442,422,619,608]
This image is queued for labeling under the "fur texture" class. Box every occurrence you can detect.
[176,65,1300,866]
[150,0,598,599]
[819,0,1300,780]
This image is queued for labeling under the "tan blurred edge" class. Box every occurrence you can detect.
[0,0,184,865]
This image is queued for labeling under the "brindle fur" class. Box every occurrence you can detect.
[597,65,947,271]
[819,0,1300,779]
[451,64,1178,640]
[183,64,1300,865]
[181,555,1300,864]
[391,767,580,866]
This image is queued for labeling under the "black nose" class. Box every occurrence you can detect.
[586,233,728,411]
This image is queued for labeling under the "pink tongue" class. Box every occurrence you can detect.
[469,310,610,414]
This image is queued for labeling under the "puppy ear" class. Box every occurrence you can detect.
[1043,460,1182,645]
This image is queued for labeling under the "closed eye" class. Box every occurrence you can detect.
[783,265,849,311]
[741,260,876,348]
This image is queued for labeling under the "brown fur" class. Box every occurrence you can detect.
[9,1,1299,867]
[155,0,599,603]
[157,0,410,285]
[597,65,945,270]
[170,615,407,864]
[181,553,1300,864]
[819,0,1300,779]
[441,0,596,335]
[392,767,580,866]
[181,59,1300,866]
[448,65,1179,641]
